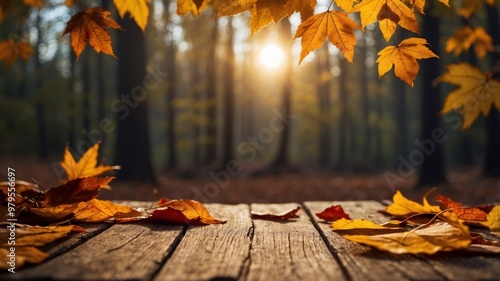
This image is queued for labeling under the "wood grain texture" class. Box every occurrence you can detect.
[15,222,185,280]
[154,204,252,281]
[303,201,445,281]
[246,203,346,281]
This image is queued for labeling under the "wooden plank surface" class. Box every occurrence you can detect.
[154,204,252,281]
[14,222,185,280]
[246,203,346,281]
[303,201,446,281]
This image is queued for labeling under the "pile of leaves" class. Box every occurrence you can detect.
[317,190,500,254]
[0,143,225,269]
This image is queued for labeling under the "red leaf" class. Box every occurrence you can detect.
[251,206,301,220]
[316,205,351,221]
[42,177,114,207]
[434,195,488,221]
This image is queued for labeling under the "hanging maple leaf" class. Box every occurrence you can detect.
[295,10,360,63]
[384,189,441,217]
[60,142,120,180]
[151,199,225,224]
[438,63,500,128]
[214,0,256,18]
[459,0,483,19]
[445,26,493,59]
[113,0,149,31]
[41,177,114,207]
[344,222,471,254]
[63,7,122,59]
[334,0,358,12]
[316,205,351,221]
[377,37,438,87]
[250,0,288,34]
[23,0,43,9]
[251,206,301,220]
[0,39,32,66]
[286,0,316,20]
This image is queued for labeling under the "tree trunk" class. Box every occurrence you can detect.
[359,37,370,160]
[417,4,446,187]
[336,56,348,168]
[483,5,500,178]
[191,58,201,165]
[67,42,77,149]
[205,18,218,165]
[317,44,331,168]
[271,18,293,168]
[82,52,92,134]
[35,10,47,159]
[221,18,235,165]
[114,15,156,183]
[393,77,407,166]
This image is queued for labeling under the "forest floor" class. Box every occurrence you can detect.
[2,153,500,206]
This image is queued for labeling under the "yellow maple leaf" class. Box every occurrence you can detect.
[345,222,471,254]
[332,218,401,230]
[0,39,32,66]
[481,205,500,231]
[352,0,419,39]
[377,37,438,87]
[63,7,122,59]
[385,190,441,217]
[177,0,208,16]
[446,26,493,59]
[459,0,483,19]
[214,0,257,18]
[287,0,316,20]
[407,0,425,14]
[439,63,500,129]
[73,198,142,222]
[250,0,288,34]
[295,10,360,63]
[334,0,358,12]
[60,143,120,180]
[113,0,149,31]
[23,0,43,9]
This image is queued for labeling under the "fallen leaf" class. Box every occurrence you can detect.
[438,63,500,128]
[0,39,32,66]
[151,199,225,225]
[42,177,114,207]
[345,222,471,254]
[113,0,149,31]
[377,37,438,87]
[251,206,301,220]
[60,142,120,180]
[316,205,351,221]
[434,195,488,221]
[481,206,500,231]
[332,218,398,230]
[384,189,441,218]
[294,10,360,63]
[63,7,122,59]
[73,198,143,222]
[0,247,47,270]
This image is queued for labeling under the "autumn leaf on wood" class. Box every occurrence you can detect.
[434,195,488,221]
[332,218,400,230]
[0,180,43,206]
[214,0,256,18]
[251,206,301,220]
[0,39,32,66]
[316,205,351,221]
[73,198,145,222]
[0,225,82,269]
[41,177,114,207]
[445,26,493,59]
[344,222,471,254]
[295,10,360,63]
[384,189,441,217]
[151,199,225,225]
[481,206,500,232]
[377,37,438,87]
[438,63,500,129]
[177,0,208,16]
[250,0,288,34]
[60,142,120,180]
[63,7,122,59]
[113,0,149,31]
[23,0,43,9]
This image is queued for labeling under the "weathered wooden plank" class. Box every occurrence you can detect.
[14,221,185,280]
[304,201,446,281]
[246,203,346,281]
[154,204,252,281]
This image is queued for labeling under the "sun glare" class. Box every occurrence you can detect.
[259,44,285,69]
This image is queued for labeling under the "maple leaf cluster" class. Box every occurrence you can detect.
[317,190,500,255]
[0,143,225,269]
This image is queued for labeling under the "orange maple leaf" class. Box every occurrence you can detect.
[60,142,120,180]
[295,10,360,63]
[334,0,358,12]
[177,0,208,16]
[214,0,257,18]
[286,0,316,20]
[438,63,500,128]
[446,26,493,59]
[23,0,43,9]
[63,7,122,59]
[434,195,488,221]
[377,37,438,87]
[151,199,226,225]
[250,0,288,34]
[0,39,32,66]
[41,177,114,207]
[73,198,145,222]
[113,0,150,31]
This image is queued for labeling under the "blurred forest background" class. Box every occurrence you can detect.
[1,0,499,205]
